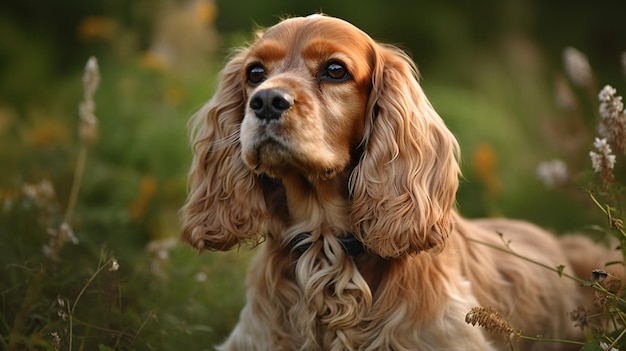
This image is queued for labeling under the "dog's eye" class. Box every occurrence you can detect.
[247,65,266,85]
[322,61,350,82]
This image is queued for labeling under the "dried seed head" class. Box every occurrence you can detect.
[465,306,521,341]
[83,56,100,100]
[569,306,591,330]
[79,56,100,146]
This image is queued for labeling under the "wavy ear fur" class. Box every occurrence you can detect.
[180,49,268,251]
[350,44,461,259]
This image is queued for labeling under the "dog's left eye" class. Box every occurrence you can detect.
[321,61,350,82]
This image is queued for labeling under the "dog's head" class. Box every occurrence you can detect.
[181,15,460,258]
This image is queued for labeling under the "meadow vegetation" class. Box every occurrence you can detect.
[1,0,625,350]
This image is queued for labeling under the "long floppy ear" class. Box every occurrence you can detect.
[350,44,461,259]
[180,49,268,251]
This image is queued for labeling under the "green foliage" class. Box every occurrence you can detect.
[0,2,246,349]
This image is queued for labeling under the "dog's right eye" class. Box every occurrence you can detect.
[247,65,266,86]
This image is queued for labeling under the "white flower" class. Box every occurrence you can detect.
[563,47,593,87]
[597,85,626,153]
[195,272,208,282]
[594,137,613,156]
[600,342,618,351]
[51,332,61,349]
[598,85,624,120]
[598,85,617,102]
[590,140,616,173]
[59,222,79,245]
[536,160,568,188]
[109,258,120,272]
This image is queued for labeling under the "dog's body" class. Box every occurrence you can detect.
[181,15,617,350]
[222,215,593,351]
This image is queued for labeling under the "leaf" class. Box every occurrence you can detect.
[99,344,116,351]
[579,340,603,351]
[556,265,565,277]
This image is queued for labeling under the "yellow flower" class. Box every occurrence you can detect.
[129,175,158,221]
[77,16,117,41]
[140,51,169,71]
[196,0,217,24]
[472,142,501,196]
[30,119,69,147]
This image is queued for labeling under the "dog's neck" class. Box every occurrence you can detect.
[279,172,354,241]
[266,171,375,334]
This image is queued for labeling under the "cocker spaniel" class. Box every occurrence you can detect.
[181,14,619,351]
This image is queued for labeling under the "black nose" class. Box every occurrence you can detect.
[249,89,293,120]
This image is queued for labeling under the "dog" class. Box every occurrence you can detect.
[181,14,618,350]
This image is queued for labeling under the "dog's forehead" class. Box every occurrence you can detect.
[248,16,374,68]
[262,16,370,44]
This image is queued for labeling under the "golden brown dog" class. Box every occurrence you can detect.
[181,14,617,350]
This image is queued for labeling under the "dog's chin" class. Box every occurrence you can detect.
[242,140,345,181]
[242,139,292,176]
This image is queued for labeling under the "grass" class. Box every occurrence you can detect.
[0,29,250,349]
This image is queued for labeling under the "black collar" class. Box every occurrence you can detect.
[289,233,366,257]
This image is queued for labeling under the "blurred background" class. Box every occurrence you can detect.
[1,0,625,349]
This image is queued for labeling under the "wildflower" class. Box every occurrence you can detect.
[79,57,100,146]
[147,237,178,276]
[563,47,593,88]
[147,237,178,259]
[465,306,521,341]
[536,159,568,189]
[43,222,79,259]
[589,138,616,187]
[196,0,217,24]
[77,16,117,41]
[472,142,501,196]
[195,271,208,282]
[140,50,170,71]
[50,332,61,350]
[30,119,69,147]
[597,85,626,153]
[109,258,120,272]
[56,222,79,245]
[57,295,65,308]
[57,308,68,321]
[22,180,55,206]
[128,175,158,221]
[600,342,618,351]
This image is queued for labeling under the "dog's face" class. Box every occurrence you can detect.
[182,14,460,258]
[239,15,375,180]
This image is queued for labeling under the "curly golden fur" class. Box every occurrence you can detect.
[181,15,619,350]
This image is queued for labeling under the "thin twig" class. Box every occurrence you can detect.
[467,236,625,304]
[64,146,88,225]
